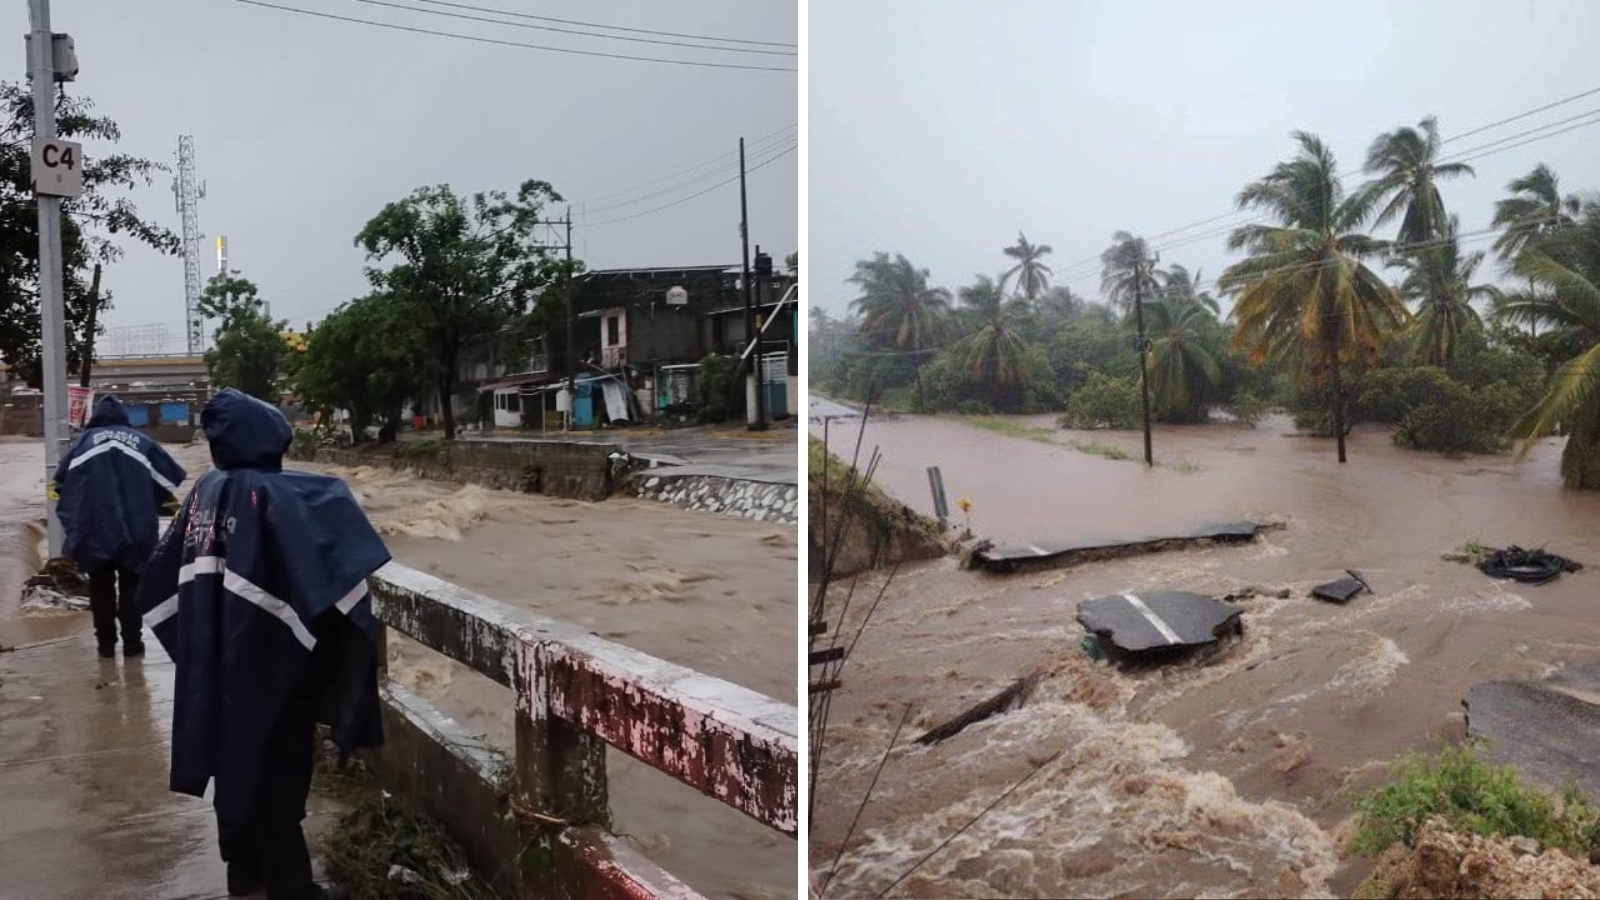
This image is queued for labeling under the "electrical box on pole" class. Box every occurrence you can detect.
[23,32,76,82]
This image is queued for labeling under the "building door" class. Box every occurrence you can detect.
[602,311,626,368]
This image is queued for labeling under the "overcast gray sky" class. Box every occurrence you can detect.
[41,0,795,351]
[810,0,1600,315]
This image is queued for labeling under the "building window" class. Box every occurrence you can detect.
[606,316,621,346]
[506,392,521,414]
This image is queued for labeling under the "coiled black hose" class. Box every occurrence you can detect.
[1478,545,1583,585]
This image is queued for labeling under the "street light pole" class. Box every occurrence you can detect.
[30,0,68,555]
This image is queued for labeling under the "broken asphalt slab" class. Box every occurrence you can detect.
[1077,590,1244,663]
[1465,664,1600,801]
[972,521,1270,574]
[1310,569,1372,604]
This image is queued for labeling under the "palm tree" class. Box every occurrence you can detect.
[1143,292,1222,421]
[1495,203,1600,489]
[951,274,1040,408]
[1359,116,1475,245]
[1220,132,1411,464]
[1491,163,1582,265]
[1391,217,1492,369]
[1163,264,1221,315]
[1100,231,1163,312]
[847,252,952,411]
[1002,232,1054,302]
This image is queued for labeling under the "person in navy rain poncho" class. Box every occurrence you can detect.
[54,394,187,658]
[138,389,389,900]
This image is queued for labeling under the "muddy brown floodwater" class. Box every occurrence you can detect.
[0,442,797,900]
[810,412,1600,900]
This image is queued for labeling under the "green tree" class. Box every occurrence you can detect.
[1100,231,1163,313]
[1497,203,1600,488]
[199,272,285,402]
[1162,264,1220,314]
[1391,217,1492,369]
[1220,132,1410,463]
[947,274,1044,408]
[294,292,423,441]
[847,252,952,410]
[1358,116,1475,245]
[0,83,177,386]
[1001,232,1053,301]
[1490,163,1581,266]
[1143,292,1223,421]
[356,181,571,440]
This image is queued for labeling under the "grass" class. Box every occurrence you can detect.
[965,416,1056,444]
[396,437,451,461]
[1069,439,1132,461]
[323,791,501,900]
[1354,743,1600,858]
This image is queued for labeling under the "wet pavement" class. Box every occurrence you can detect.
[0,630,344,900]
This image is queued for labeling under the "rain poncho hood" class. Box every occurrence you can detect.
[136,388,389,820]
[54,394,186,572]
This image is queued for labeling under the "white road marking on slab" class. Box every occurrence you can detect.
[1121,592,1181,645]
[1028,545,1049,556]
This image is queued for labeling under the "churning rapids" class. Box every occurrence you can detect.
[810,411,1600,899]
[0,439,797,900]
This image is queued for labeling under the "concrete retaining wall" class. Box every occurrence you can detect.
[296,439,619,501]
[633,474,798,525]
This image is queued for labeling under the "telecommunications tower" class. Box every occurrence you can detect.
[172,135,206,354]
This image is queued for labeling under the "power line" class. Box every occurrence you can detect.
[579,123,797,205]
[231,0,798,73]
[1047,83,1600,281]
[575,126,799,214]
[341,0,796,56]
[408,0,796,48]
[1049,107,1600,292]
[580,142,798,227]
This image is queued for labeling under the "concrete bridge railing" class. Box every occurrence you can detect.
[366,563,798,900]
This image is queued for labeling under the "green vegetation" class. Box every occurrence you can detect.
[354,182,578,440]
[201,272,289,402]
[1060,374,1141,430]
[323,792,498,900]
[0,83,177,388]
[813,118,1599,488]
[395,437,450,461]
[965,416,1055,443]
[695,353,745,424]
[1069,439,1132,462]
[1355,744,1600,858]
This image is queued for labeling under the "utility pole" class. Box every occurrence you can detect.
[1133,250,1155,467]
[739,137,766,431]
[30,0,68,556]
[564,207,574,431]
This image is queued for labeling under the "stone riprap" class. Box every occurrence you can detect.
[633,473,798,525]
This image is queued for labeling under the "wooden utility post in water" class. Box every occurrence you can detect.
[1133,252,1155,467]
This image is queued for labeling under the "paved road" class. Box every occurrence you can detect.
[0,631,344,900]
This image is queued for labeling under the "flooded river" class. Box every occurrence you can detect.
[810,412,1600,899]
[0,440,796,900]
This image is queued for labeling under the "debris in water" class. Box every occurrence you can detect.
[915,670,1045,745]
[1310,569,1372,604]
[1476,546,1583,585]
[20,558,90,614]
[1076,590,1243,663]
[1357,816,1600,900]
[1464,663,1600,801]
[972,522,1268,574]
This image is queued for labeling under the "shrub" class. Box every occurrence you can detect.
[696,353,745,424]
[1354,744,1600,858]
[1059,374,1140,430]
[1227,390,1269,428]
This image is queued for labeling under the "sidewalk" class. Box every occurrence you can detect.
[0,630,342,900]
